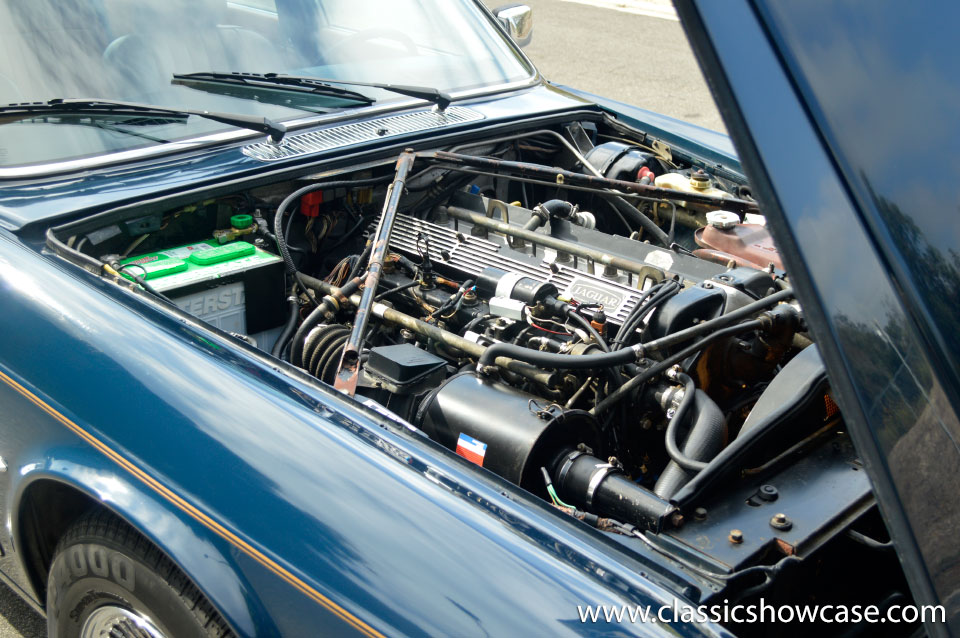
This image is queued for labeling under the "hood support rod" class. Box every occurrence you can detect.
[334,149,416,395]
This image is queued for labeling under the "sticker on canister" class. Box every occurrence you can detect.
[455,433,488,467]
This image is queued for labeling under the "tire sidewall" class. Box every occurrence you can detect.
[47,537,208,638]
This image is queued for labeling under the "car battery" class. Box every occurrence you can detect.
[119,239,285,336]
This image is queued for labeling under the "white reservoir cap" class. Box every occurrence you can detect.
[706,210,741,229]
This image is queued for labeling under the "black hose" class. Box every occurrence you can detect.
[607,195,670,247]
[290,277,362,367]
[666,385,724,473]
[271,286,301,358]
[590,319,764,416]
[478,339,637,370]
[541,199,573,218]
[374,281,419,301]
[565,308,610,352]
[272,176,388,277]
[656,382,726,499]
[662,373,697,464]
[640,288,794,355]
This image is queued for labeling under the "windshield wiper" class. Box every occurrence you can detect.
[0,98,286,142]
[173,72,453,111]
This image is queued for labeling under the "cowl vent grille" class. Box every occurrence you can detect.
[241,107,484,161]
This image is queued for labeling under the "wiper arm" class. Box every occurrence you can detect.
[0,98,286,142]
[173,72,453,111]
[173,72,376,105]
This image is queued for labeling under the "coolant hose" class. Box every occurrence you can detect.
[290,277,362,367]
[540,199,573,219]
[655,376,725,499]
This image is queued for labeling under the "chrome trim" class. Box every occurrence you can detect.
[0,78,539,179]
[493,5,534,47]
[242,106,484,162]
[81,606,167,638]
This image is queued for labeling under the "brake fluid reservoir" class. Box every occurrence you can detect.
[655,169,729,205]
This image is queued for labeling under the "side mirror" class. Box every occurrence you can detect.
[492,4,533,48]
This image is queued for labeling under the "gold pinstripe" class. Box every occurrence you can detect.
[0,369,385,638]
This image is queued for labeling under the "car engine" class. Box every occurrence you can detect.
[50,119,912,633]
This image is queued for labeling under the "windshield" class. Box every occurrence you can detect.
[0,0,533,167]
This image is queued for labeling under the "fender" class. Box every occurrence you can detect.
[9,448,270,637]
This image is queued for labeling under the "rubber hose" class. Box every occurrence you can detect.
[272,176,388,276]
[271,286,300,358]
[541,199,574,218]
[565,308,610,352]
[591,319,764,416]
[290,277,362,367]
[608,194,670,246]
[478,339,637,370]
[655,384,725,500]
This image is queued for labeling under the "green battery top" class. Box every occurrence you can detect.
[119,239,282,293]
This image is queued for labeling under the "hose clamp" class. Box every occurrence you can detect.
[556,450,583,487]
[586,463,618,507]
[322,295,340,312]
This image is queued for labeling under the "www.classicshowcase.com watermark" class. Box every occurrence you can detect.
[578,599,945,625]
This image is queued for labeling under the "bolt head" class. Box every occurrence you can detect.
[759,485,779,501]
[770,513,793,531]
[694,507,708,521]
[729,529,744,544]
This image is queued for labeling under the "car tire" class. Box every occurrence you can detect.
[46,508,235,638]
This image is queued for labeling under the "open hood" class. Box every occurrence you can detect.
[674,0,960,633]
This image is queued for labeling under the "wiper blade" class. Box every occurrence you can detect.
[0,98,286,142]
[173,72,376,105]
[173,72,453,111]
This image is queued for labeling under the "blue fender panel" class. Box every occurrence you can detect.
[9,458,268,637]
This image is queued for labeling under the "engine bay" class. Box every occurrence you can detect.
[49,117,917,635]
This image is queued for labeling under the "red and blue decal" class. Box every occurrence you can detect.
[455,433,487,467]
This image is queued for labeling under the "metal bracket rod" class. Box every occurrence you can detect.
[334,149,416,395]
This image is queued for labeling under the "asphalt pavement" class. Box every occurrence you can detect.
[496,0,725,132]
[0,2,722,636]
